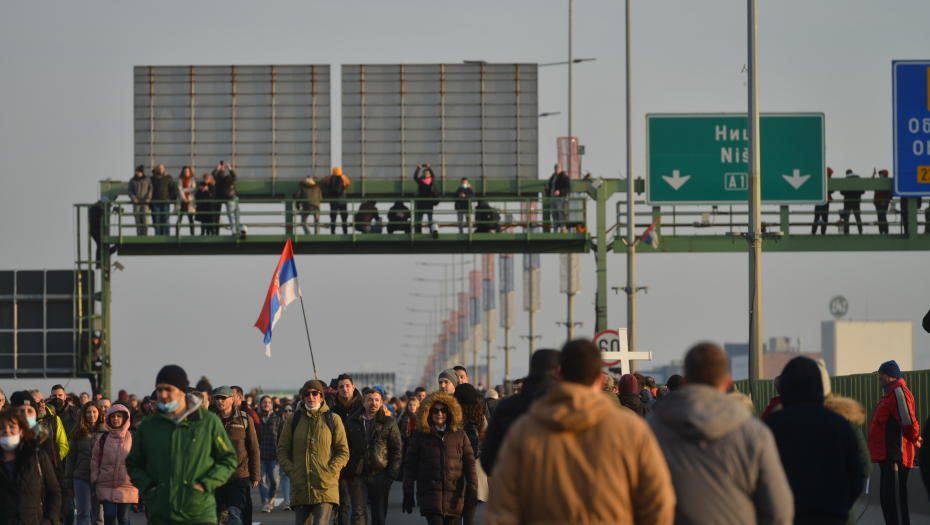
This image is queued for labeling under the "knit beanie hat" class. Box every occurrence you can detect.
[301,379,327,395]
[454,383,478,406]
[118,390,129,401]
[439,369,458,385]
[878,360,901,380]
[619,374,639,395]
[135,165,145,174]
[195,378,213,393]
[155,365,189,392]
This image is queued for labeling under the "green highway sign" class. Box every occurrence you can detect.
[646,113,826,205]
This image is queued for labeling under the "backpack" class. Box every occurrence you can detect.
[290,409,337,455]
[96,433,108,466]
[330,175,346,195]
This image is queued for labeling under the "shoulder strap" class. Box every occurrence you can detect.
[326,411,336,454]
[96,434,108,466]
[290,410,301,435]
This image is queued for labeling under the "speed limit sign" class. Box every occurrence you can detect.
[594,329,627,367]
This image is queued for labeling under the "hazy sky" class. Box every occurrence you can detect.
[2,1,929,397]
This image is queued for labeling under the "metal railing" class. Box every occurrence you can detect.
[617,197,929,237]
[105,196,588,241]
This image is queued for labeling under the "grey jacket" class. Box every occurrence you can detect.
[128,175,153,202]
[648,384,794,525]
[64,428,105,489]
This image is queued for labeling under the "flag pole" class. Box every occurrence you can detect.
[298,293,319,380]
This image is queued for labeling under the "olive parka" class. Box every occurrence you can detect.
[276,400,350,507]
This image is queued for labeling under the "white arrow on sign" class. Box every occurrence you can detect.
[782,169,810,190]
[662,170,691,190]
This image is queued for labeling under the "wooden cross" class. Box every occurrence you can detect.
[600,328,652,375]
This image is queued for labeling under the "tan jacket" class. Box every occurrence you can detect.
[483,382,675,525]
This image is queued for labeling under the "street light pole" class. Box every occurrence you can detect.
[624,0,638,372]
[747,0,764,397]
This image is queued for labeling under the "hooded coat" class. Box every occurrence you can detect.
[276,401,350,507]
[484,382,675,525]
[91,404,139,503]
[824,395,872,525]
[648,384,793,525]
[402,392,477,517]
[0,436,63,525]
[295,177,322,212]
[765,357,864,524]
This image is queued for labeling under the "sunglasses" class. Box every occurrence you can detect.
[284,408,293,412]
[303,391,322,398]
[213,396,229,401]
[429,407,449,415]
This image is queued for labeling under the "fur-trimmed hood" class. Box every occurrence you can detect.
[824,395,866,426]
[415,391,463,435]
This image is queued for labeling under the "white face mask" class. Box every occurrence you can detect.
[0,434,21,451]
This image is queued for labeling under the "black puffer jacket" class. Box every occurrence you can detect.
[344,407,403,480]
[402,392,477,517]
[0,438,63,525]
[480,371,557,473]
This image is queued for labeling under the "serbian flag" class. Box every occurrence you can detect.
[640,216,662,249]
[254,239,301,356]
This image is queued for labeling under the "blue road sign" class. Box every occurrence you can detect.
[893,60,930,197]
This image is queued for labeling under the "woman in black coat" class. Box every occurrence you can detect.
[401,392,477,525]
[0,408,63,525]
[413,165,439,235]
[194,173,217,235]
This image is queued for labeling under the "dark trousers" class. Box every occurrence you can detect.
[875,202,890,234]
[347,474,392,525]
[177,212,195,235]
[423,515,457,525]
[880,461,911,525]
[337,478,351,525]
[461,489,478,525]
[841,201,862,234]
[216,478,250,525]
[330,202,348,234]
[294,503,334,525]
[812,204,829,234]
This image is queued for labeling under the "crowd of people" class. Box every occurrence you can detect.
[812,168,930,235]
[119,162,586,239]
[0,339,926,525]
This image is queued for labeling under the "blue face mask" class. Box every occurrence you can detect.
[26,416,37,429]
[157,399,180,413]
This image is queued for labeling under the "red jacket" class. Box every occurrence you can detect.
[761,395,781,421]
[868,378,920,467]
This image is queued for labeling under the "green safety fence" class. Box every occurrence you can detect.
[734,369,930,435]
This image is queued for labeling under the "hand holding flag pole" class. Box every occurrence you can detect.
[254,239,318,379]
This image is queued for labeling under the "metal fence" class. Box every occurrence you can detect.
[734,369,930,435]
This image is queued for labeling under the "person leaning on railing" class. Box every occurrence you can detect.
[295,175,322,235]
[213,161,239,235]
[195,173,219,235]
[127,165,152,236]
[321,167,351,235]
[545,164,571,233]
[149,164,177,236]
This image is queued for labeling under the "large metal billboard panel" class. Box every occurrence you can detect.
[342,64,538,182]
[134,65,331,181]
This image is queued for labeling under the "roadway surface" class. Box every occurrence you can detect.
[122,469,930,525]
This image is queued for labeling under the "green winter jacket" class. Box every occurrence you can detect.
[277,401,350,507]
[125,395,237,525]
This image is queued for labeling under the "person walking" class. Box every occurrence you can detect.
[483,339,675,525]
[344,389,402,525]
[295,175,322,235]
[258,396,283,513]
[128,165,152,236]
[544,164,571,232]
[177,166,197,236]
[0,408,63,525]
[321,168,351,235]
[840,169,864,234]
[66,401,106,525]
[324,374,363,525]
[277,379,350,525]
[279,404,294,511]
[765,357,864,525]
[213,161,239,235]
[194,173,218,235]
[126,365,238,525]
[149,164,177,236]
[91,405,138,525]
[454,178,475,233]
[760,375,783,421]
[480,349,560,474]
[617,374,650,417]
[401,391,477,525]
[868,360,921,525]
[395,397,419,471]
[453,384,486,525]
[413,164,439,236]
[210,386,261,525]
[649,343,793,525]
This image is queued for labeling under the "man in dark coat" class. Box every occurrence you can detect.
[454,178,476,233]
[545,164,571,232]
[387,201,411,234]
[325,374,364,525]
[765,357,864,525]
[344,390,403,525]
[480,349,560,473]
[839,169,864,234]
